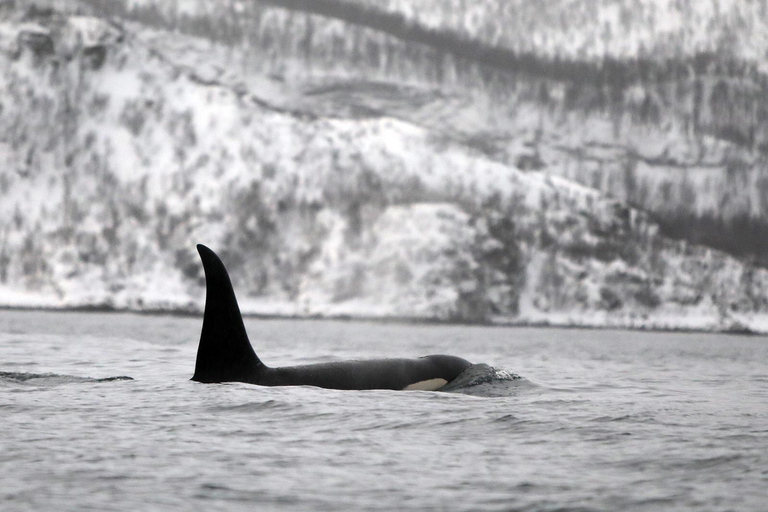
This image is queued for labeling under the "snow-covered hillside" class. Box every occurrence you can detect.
[81,0,768,267]
[351,0,768,62]
[2,4,768,332]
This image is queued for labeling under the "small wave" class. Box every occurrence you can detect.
[492,413,520,424]
[207,400,296,413]
[0,371,133,385]
[590,414,634,423]
[686,454,744,469]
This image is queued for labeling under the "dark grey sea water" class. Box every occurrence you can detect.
[1,310,766,511]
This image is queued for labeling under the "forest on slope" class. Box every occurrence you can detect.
[2,0,768,332]
[81,0,768,265]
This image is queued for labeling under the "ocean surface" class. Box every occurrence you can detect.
[1,310,766,512]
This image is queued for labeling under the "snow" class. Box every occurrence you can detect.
[1,5,768,333]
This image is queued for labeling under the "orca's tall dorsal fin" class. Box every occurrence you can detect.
[192,244,264,384]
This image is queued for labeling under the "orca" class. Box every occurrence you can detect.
[191,244,473,390]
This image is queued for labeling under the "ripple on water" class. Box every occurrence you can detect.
[0,371,134,385]
[206,399,297,414]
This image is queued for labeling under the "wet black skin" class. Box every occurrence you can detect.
[191,244,472,390]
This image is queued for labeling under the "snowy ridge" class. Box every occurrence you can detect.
[2,7,768,332]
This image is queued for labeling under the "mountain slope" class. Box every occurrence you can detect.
[2,5,768,331]
[85,0,768,267]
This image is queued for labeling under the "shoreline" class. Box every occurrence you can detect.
[1,304,765,337]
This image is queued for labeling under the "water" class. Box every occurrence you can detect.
[1,310,766,512]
